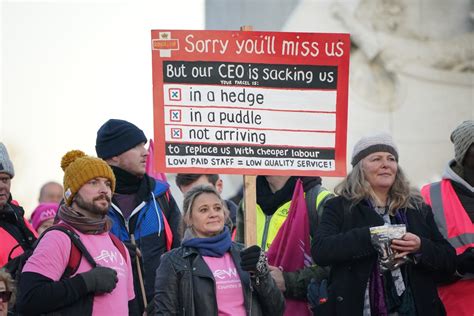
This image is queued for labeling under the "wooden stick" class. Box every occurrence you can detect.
[130,234,148,308]
[240,25,258,247]
[243,175,257,246]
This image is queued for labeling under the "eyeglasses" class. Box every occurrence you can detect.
[0,290,12,302]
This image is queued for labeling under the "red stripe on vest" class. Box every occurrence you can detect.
[422,180,474,316]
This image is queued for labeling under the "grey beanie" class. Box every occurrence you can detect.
[351,132,399,166]
[451,120,474,165]
[0,143,15,178]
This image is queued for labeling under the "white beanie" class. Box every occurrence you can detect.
[451,120,474,165]
[351,132,399,166]
[0,143,14,178]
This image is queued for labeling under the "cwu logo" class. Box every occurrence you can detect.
[278,207,289,217]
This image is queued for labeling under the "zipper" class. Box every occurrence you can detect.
[248,283,253,316]
[260,215,272,251]
[151,192,162,237]
[111,203,130,233]
[111,202,145,235]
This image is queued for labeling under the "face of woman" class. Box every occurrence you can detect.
[362,152,398,196]
[0,280,8,316]
[189,193,225,238]
[38,218,54,235]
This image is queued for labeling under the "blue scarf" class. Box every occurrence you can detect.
[182,227,231,257]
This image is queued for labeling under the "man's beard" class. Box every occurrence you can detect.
[74,193,111,216]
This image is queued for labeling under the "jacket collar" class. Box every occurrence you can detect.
[443,159,474,193]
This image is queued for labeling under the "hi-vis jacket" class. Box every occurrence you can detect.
[0,203,37,267]
[422,179,474,316]
[235,177,332,299]
[255,189,332,251]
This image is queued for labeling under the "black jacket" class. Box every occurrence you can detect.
[109,175,182,314]
[154,243,285,316]
[313,196,456,316]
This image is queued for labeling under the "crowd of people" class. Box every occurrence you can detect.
[0,119,472,315]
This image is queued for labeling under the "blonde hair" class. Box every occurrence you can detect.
[335,162,424,214]
[181,184,230,236]
[0,268,15,305]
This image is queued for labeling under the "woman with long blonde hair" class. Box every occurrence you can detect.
[313,132,456,315]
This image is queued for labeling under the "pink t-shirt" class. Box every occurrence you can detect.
[23,228,134,315]
[203,253,246,316]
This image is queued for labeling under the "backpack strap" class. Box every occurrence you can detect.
[109,233,128,263]
[157,190,170,218]
[42,224,97,278]
[156,192,174,251]
[9,204,37,250]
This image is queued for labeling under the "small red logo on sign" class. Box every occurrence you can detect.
[153,39,179,50]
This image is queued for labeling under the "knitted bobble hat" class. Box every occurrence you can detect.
[450,120,474,165]
[0,143,15,178]
[30,202,59,231]
[351,132,399,166]
[61,150,116,206]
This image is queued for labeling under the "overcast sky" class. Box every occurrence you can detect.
[2,0,205,214]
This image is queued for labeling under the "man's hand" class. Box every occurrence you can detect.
[269,266,286,292]
[80,266,118,294]
[123,241,142,260]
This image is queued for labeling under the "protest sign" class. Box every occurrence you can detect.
[151,30,350,176]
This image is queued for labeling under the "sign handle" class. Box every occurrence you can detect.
[239,25,257,247]
[243,175,257,246]
[131,234,148,309]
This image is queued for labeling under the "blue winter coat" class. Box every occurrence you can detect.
[108,177,182,306]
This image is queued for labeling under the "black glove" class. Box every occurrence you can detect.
[307,278,328,309]
[240,245,269,277]
[456,247,474,274]
[81,266,118,294]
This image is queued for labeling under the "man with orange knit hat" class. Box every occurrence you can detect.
[16,150,134,315]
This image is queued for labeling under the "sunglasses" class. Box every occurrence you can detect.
[0,290,12,302]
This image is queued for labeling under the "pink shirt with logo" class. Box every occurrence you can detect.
[203,253,246,316]
[23,228,134,315]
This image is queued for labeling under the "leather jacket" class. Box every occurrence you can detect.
[154,242,285,315]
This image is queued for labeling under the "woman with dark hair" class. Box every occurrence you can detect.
[0,269,15,316]
[154,184,284,315]
[313,132,456,315]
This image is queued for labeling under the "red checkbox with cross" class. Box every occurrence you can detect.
[170,109,182,122]
[169,88,182,101]
[171,128,182,139]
